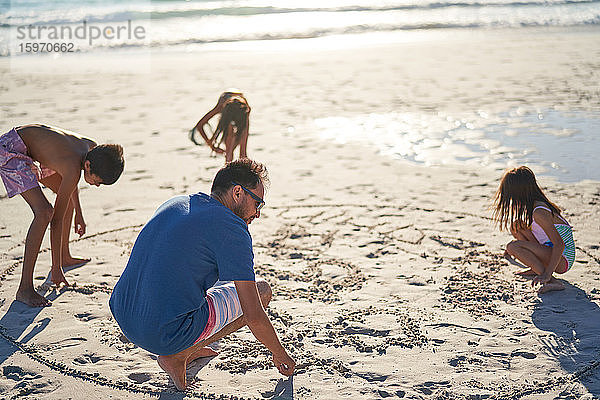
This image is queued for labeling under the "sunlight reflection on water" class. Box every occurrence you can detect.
[314,108,600,182]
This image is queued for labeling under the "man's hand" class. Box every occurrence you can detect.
[235,281,295,377]
[74,213,86,236]
[273,352,295,376]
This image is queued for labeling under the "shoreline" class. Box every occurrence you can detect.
[4,24,600,60]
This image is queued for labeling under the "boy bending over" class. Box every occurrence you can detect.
[0,124,124,307]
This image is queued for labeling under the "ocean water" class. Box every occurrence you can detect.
[2,1,598,182]
[1,0,599,55]
[313,108,600,182]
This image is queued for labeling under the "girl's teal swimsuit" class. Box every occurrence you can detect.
[531,205,575,270]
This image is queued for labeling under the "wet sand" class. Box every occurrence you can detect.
[0,26,599,399]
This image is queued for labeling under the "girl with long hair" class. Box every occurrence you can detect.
[190,90,251,163]
[493,166,575,293]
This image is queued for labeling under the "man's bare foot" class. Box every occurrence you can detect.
[188,347,218,363]
[157,355,187,391]
[62,257,91,268]
[16,288,51,307]
[538,279,565,294]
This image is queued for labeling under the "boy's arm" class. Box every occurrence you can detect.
[71,187,86,236]
[234,281,295,376]
[50,170,79,286]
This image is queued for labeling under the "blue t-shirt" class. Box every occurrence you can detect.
[109,193,255,355]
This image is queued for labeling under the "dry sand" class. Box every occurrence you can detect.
[0,27,599,399]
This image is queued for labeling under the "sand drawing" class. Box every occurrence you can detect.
[1,202,599,399]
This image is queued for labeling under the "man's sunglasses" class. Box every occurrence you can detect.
[231,182,265,212]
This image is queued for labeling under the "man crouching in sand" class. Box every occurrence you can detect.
[109,159,295,390]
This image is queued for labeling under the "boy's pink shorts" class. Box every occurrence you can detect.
[0,128,55,198]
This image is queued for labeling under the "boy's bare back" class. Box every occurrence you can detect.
[17,124,96,177]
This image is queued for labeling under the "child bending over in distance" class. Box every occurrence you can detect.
[493,166,575,294]
[0,124,124,306]
[189,90,251,163]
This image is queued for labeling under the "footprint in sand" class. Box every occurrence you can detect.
[448,355,484,372]
[73,353,101,365]
[413,380,451,395]
[74,312,98,322]
[376,388,401,398]
[127,372,152,384]
[47,337,87,350]
[511,350,537,359]
[354,371,389,382]
[341,326,391,337]
[448,355,467,367]
[3,365,41,381]
[2,365,54,397]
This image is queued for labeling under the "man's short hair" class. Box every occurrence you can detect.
[211,158,269,195]
[85,144,124,185]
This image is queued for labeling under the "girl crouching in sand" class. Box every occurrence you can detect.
[493,166,575,294]
[189,90,251,163]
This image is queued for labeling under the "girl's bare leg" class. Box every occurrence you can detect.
[505,240,565,293]
[17,187,53,307]
[507,221,538,275]
[224,125,235,163]
[506,240,551,275]
[515,269,537,277]
[239,127,249,159]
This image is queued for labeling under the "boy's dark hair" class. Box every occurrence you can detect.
[211,158,268,196]
[85,144,124,185]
